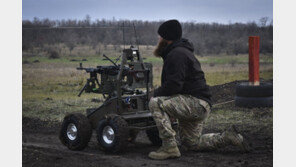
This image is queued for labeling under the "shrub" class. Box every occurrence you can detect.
[49,50,60,59]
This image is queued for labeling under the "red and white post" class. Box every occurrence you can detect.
[248,36,260,86]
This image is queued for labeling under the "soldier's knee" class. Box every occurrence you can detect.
[148,97,159,111]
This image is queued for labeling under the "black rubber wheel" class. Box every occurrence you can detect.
[235,96,273,108]
[236,82,273,97]
[146,128,162,146]
[59,113,92,151]
[96,115,128,153]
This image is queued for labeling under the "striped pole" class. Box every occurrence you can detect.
[248,36,260,85]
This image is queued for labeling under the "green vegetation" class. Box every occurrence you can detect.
[205,69,273,86]
[197,54,273,64]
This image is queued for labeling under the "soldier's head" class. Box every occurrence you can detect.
[153,19,182,57]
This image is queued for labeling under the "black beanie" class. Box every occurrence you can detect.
[158,19,182,41]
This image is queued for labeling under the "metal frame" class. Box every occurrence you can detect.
[77,46,155,130]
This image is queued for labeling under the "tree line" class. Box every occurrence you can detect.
[22,16,273,56]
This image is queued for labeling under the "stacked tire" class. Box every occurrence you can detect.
[235,82,273,108]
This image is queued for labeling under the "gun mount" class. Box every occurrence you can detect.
[77,46,153,100]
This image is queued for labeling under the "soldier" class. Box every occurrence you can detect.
[148,19,250,160]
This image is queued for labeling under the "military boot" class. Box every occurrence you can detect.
[222,125,251,152]
[148,146,181,160]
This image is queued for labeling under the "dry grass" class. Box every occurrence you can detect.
[23,46,273,121]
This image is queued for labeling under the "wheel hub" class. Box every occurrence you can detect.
[67,123,77,140]
[102,126,115,144]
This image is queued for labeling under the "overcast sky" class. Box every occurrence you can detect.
[22,0,273,24]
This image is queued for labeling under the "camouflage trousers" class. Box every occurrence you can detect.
[149,94,226,150]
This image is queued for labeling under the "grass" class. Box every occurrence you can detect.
[23,53,273,65]
[205,68,273,86]
[22,45,273,121]
[205,105,273,135]
[23,43,273,65]
[197,54,273,64]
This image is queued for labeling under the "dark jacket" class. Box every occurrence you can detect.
[153,38,212,106]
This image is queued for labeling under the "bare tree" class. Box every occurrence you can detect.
[259,17,269,27]
[22,17,273,56]
[66,42,75,55]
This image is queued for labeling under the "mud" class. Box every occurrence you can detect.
[22,80,273,167]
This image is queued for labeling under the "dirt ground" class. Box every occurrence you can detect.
[22,80,273,167]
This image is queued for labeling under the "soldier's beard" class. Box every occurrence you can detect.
[153,39,169,57]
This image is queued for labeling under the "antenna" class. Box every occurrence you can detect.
[133,23,140,51]
[122,22,126,49]
[103,54,118,68]
[114,55,121,64]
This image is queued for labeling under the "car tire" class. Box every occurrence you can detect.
[96,115,128,153]
[235,96,273,108]
[236,82,273,97]
[59,113,92,151]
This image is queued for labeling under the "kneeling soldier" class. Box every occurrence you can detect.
[149,20,250,160]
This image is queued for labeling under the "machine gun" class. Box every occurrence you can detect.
[77,63,119,97]
[77,46,153,99]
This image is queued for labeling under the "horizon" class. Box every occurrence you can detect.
[22,16,273,26]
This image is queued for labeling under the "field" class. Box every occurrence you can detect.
[22,45,273,166]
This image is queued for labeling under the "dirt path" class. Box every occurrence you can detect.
[23,127,272,167]
[22,81,273,167]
